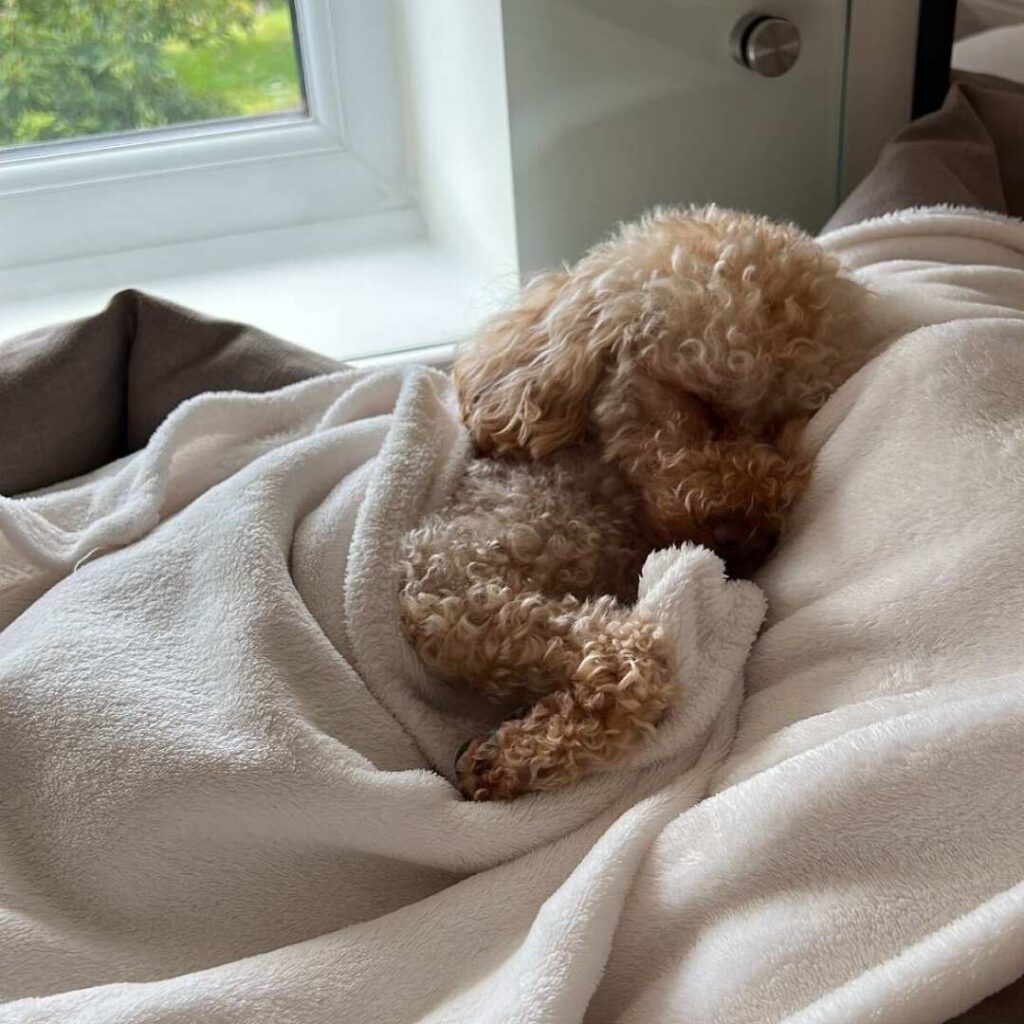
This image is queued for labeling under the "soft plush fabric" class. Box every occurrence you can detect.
[1,208,1024,1022]
[0,362,765,1022]
[825,73,1024,232]
[0,289,342,497]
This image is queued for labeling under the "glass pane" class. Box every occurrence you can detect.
[0,0,306,150]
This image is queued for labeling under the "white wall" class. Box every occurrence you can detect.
[396,0,520,286]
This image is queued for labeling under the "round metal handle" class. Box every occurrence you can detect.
[731,14,801,78]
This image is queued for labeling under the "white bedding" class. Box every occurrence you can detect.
[2,208,1024,1023]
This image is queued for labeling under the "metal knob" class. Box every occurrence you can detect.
[731,14,801,77]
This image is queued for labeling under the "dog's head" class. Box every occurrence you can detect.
[454,206,864,577]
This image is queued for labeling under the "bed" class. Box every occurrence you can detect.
[1,75,1023,1024]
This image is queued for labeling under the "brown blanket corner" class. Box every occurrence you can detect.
[825,71,1024,233]
[0,290,344,496]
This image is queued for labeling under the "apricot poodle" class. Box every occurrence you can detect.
[399,205,865,801]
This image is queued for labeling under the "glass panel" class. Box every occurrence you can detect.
[0,0,306,151]
[501,0,851,271]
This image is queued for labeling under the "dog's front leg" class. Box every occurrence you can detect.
[454,606,673,800]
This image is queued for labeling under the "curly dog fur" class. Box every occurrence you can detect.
[399,205,865,800]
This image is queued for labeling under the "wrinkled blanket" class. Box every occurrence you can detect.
[2,208,1024,1023]
[0,363,765,1022]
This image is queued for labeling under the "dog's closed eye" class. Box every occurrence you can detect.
[671,392,723,443]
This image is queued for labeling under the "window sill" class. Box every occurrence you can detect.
[0,208,507,365]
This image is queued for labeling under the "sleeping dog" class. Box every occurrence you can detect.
[399,206,865,800]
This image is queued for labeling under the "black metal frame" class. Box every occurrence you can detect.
[912,0,959,118]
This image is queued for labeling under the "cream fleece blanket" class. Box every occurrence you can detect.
[2,208,1024,1022]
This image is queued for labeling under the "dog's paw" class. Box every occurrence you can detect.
[454,733,530,801]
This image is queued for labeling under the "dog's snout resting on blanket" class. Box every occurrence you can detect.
[400,206,865,800]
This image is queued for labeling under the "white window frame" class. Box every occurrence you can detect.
[0,0,410,270]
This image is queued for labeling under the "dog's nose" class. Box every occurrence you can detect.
[710,520,779,577]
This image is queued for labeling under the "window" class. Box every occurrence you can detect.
[0,0,409,270]
[0,0,521,363]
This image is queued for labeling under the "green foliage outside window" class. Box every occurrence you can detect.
[0,0,302,148]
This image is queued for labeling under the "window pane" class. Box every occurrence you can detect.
[0,0,306,150]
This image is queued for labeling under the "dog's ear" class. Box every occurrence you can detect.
[453,268,609,459]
